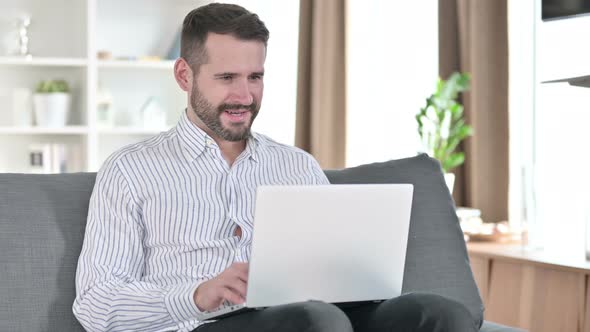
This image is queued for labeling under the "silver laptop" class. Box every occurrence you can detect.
[199,184,414,321]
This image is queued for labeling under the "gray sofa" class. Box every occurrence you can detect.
[0,154,523,331]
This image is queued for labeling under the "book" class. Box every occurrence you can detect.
[28,143,83,173]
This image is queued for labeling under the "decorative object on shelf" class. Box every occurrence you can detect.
[11,87,33,126]
[28,142,82,173]
[16,15,31,56]
[0,13,31,56]
[138,56,162,62]
[456,206,482,223]
[139,96,167,128]
[33,79,71,127]
[416,72,473,193]
[458,207,520,243]
[28,143,50,173]
[166,27,181,60]
[114,107,140,127]
[96,83,113,127]
[97,50,112,60]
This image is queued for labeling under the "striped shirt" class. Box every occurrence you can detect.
[73,110,329,332]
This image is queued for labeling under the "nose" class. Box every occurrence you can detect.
[231,79,254,105]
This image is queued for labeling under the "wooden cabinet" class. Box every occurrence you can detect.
[467,243,590,332]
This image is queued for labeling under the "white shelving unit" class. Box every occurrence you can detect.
[97,60,175,70]
[0,126,89,135]
[0,57,88,67]
[0,0,207,173]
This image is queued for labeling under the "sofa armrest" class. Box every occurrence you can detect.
[480,321,526,332]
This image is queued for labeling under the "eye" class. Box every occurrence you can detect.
[220,75,233,81]
[249,74,263,81]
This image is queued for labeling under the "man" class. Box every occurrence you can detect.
[74,3,477,332]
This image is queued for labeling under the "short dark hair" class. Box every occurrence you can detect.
[181,3,270,71]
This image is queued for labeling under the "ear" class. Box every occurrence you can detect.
[174,57,193,92]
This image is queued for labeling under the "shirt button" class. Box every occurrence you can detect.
[205,139,212,145]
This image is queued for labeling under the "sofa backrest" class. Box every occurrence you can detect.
[325,154,483,327]
[0,173,94,331]
[0,154,483,331]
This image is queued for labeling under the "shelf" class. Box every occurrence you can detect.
[542,74,590,88]
[98,127,171,135]
[0,126,89,135]
[0,0,199,172]
[97,60,175,70]
[468,242,590,273]
[0,56,88,67]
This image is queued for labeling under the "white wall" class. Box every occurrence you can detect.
[507,0,537,240]
[509,0,590,254]
[96,0,300,146]
[535,11,590,254]
[346,0,439,167]
[233,0,300,146]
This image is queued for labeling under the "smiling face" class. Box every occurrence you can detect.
[186,33,266,142]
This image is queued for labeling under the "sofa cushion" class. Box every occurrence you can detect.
[324,154,484,328]
[0,173,95,332]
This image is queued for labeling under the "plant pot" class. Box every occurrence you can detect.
[33,93,71,127]
[444,173,455,193]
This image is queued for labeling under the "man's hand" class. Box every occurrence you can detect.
[193,262,249,312]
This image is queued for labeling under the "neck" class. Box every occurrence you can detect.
[216,140,247,166]
[187,108,247,166]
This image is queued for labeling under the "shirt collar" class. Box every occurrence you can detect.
[176,109,261,163]
[176,109,209,162]
[245,134,260,162]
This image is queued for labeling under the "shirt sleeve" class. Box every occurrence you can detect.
[307,156,331,185]
[73,158,206,332]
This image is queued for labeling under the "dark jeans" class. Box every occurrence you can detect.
[193,292,479,332]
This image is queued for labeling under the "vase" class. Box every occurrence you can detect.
[444,173,455,193]
[33,93,71,127]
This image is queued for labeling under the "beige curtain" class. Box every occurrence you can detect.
[439,0,510,223]
[295,0,346,169]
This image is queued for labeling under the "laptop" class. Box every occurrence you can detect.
[199,184,414,321]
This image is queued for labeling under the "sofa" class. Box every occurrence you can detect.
[0,154,524,331]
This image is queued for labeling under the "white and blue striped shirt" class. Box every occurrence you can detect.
[73,110,329,332]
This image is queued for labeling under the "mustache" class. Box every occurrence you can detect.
[218,102,257,113]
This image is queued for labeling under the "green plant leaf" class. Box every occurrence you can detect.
[449,103,463,121]
[416,71,472,171]
[35,79,69,93]
[456,124,474,140]
[443,152,465,172]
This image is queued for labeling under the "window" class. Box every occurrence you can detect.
[345,0,439,167]
[241,0,300,145]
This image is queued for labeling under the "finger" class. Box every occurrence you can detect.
[231,262,249,281]
[222,263,247,282]
[225,277,248,299]
[196,282,225,312]
[221,287,245,305]
[219,274,248,298]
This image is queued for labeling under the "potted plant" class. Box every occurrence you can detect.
[416,72,473,192]
[33,79,71,127]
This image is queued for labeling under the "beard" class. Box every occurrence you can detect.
[190,82,259,142]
